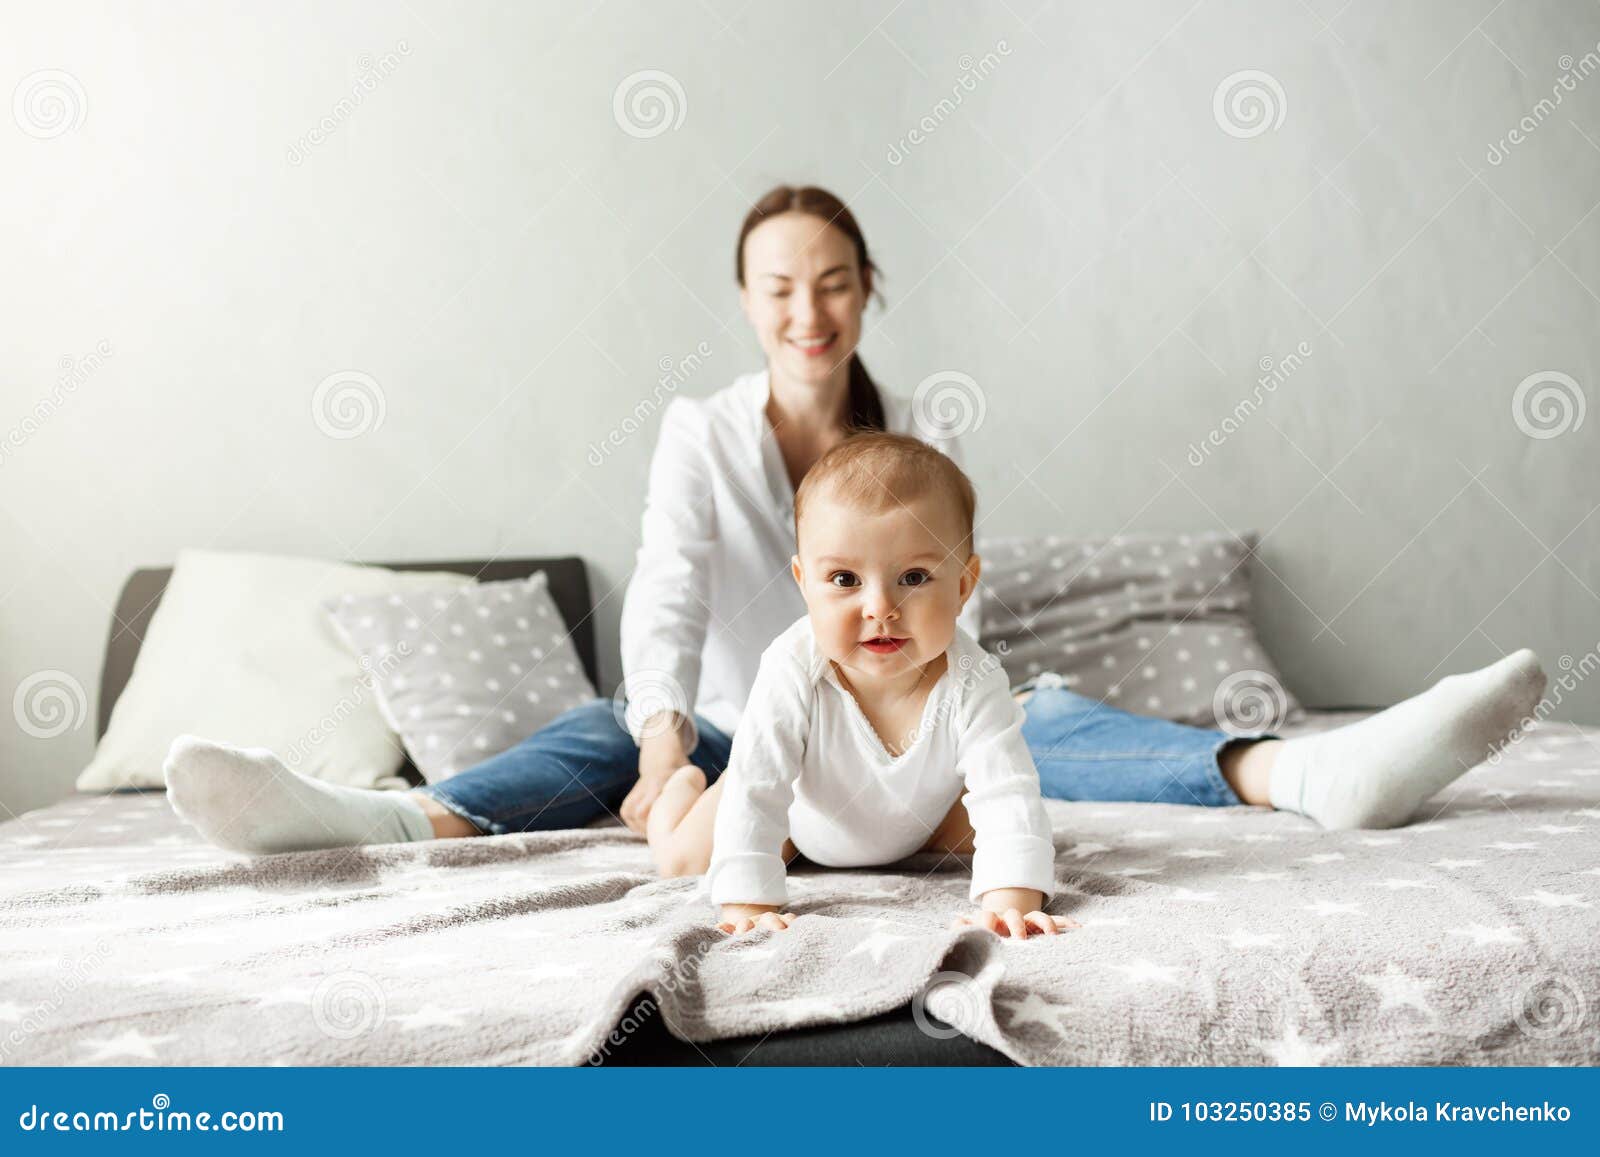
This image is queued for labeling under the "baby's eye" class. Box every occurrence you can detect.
[899,569,931,587]
[829,571,860,589]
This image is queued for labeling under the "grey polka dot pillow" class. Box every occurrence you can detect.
[976,530,1302,731]
[323,572,597,782]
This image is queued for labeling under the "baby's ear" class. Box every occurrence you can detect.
[790,554,804,587]
[959,552,982,601]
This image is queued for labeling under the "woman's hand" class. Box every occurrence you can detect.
[717,904,795,935]
[620,719,690,834]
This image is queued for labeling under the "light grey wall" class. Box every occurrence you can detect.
[4,0,1597,815]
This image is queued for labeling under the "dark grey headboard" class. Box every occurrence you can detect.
[97,557,597,745]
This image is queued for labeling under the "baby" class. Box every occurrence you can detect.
[646,430,1080,941]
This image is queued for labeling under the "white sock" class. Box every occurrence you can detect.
[1267,648,1546,829]
[163,734,436,854]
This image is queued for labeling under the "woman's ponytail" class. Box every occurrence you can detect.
[845,354,887,433]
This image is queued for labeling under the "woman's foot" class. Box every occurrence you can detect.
[646,764,708,875]
[163,735,437,854]
[1265,648,1547,829]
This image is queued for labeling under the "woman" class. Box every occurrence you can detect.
[165,185,1547,856]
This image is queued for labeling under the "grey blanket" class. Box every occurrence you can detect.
[2,711,1597,1066]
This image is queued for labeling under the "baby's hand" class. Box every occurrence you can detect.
[951,908,1080,939]
[717,903,797,935]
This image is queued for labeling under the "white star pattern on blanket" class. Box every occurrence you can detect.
[1301,900,1363,917]
[1358,963,1438,1020]
[79,1029,180,1062]
[998,992,1074,1034]
[1517,890,1591,908]
[1448,924,1526,946]
[1259,1022,1339,1066]
[1109,959,1183,986]
[846,925,918,966]
[390,1005,470,1032]
[1224,930,1283,949]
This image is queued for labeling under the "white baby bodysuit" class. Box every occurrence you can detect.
[705,615,1058,908]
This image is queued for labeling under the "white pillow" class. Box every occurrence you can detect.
[77,549,474,791]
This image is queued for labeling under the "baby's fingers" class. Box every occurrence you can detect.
[716,913,797,935]
[1023,911,1059,936]
[951,910,1003,934]
[1000,907,1028,939]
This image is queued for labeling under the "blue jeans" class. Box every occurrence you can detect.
[1014,674,1249,807]
[415,681,1255,835]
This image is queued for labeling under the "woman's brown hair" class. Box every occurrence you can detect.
[735,184,886,432]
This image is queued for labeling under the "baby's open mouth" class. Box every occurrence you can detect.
[860,636,908,654]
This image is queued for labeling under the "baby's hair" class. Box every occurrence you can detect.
[794,431,976,558]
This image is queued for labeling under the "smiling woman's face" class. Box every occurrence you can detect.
[739,211,870,387]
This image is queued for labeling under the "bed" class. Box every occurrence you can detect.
[1,558,1597,1066]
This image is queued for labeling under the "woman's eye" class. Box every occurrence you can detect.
[900,570,931,587]
[829,572,859,589]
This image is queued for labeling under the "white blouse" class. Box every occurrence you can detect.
[705,614,1057,907]
[618,368,982,751]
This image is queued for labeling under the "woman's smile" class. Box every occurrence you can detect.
[788,333,837,357]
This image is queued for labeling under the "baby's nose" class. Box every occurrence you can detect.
[864,588,898,619]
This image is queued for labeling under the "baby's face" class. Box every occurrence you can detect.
[791,491,979,684]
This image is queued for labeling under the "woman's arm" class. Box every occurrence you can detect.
[618,398,718,756]
[615,399,723,831]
